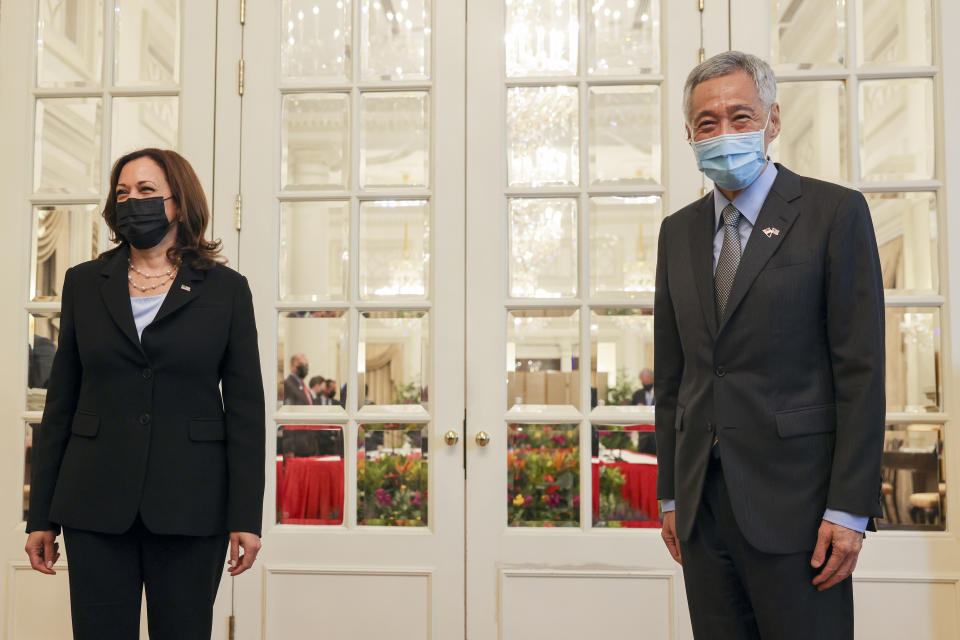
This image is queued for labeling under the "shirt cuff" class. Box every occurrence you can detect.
[660,499,676,513]
[823,509,868,533]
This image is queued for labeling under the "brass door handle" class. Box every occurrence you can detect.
[475,431,491,447]
[444,430,459,446]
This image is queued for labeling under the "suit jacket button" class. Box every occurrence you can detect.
[714,366,726,377]
[706,421,715,432]
[139,413,151,425]
[142,368,153,379]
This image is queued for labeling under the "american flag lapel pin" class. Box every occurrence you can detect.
[181,284,191,292]
[762,227,780,238]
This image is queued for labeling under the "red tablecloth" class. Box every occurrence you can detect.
[277,455,344,525]
[592,458,660,528]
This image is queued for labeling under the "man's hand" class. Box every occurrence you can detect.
[25,531,59,575]
[227,532,262,577]
[811,520,862,591]
[661,511,683,565]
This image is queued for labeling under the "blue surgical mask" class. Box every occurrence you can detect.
[691,113,770,191]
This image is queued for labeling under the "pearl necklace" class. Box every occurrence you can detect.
[128,272,176,293]
[128,260,177,293]
[128,259,176,278]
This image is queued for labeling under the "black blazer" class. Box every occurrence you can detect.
[654,165,886,554]
[283,373,312,405]
[27,245,265,537]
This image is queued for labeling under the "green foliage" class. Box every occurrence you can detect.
[606,367,638,406]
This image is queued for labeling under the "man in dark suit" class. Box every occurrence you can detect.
[655,51,885,639]
[283,353,313,405]
[630,368,655,406]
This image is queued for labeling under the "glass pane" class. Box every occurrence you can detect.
[587,0,660,75]
[30,205,99,302]
[507,309,580,411]
[769,81,847,184]
[359,200,429,298]
[37,0,104,88]
[589,196,660,296]
[592,424,660,528]
[277,425,345,525]
[867,192,938,294]
[771,0,846,70]
[508,424,579,527]
[34,98,103,194]
[114,0,181,86]
[358,423,428,526]
[359,311,429,409]
[505,0,578,77]
[24,422,39,521]
[509,198,577,298]
[886,307,940,413]
[507,86,579,187]
[590,308,654,409]
[879,424,944,531]
[360,92,430,188]
[112,96,179,159]
[589,85,660,186]
[279,201,349,301]
[859,79,934,181]
[858,0,932,66]
[282,93,350,190]
[361,0,431,81]
[278,311,349,411]
[28,313,60,412]
[282,0,351,82]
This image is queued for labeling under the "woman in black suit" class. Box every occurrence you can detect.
[24,148,265,639]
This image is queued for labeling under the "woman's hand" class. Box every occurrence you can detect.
[25,531,60,575]
[227,532,261,576]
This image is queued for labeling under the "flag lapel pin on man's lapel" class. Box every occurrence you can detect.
[181,284,191,292]
[762,227,780,238]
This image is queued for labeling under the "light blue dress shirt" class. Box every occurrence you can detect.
[131,293,166,340]
[660,162,868,534]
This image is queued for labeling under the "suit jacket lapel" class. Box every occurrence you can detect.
[153,261,205,325]
[99,245,145,356]
[689,193,719,340]
[718,164,802,335]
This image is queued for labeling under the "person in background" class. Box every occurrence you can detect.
[283,353,313,405]
[308,376,326,404]
[324,378,338,405]
[25,148,265,639]
[631,368,655,406]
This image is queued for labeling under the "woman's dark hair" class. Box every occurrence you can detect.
[101,148,224,269]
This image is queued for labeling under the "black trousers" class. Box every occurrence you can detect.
[678,456,853,640]
[62,516,229,640]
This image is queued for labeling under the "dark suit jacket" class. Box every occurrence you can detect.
[283,373,312,405]
[654,165,885,554]
[27,245,266,537]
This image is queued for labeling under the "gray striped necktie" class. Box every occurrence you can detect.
[715,203,742,322]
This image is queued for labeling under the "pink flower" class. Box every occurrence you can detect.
[375,488,393,507]
[411,491,422,507]
[523,495,532,507]
[573,495,580,507]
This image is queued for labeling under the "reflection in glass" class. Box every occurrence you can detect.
[277,425,345,525]
[589,196,660,297]
[509,198,577,298]
[858,0,932,67]
[885,307,940,413]
[24,422,38,521]
[282,93,350,190]
[771,0,845,69]
[507,86,579,187]
[360,92,430,188]
[359,200,429,298]
[770,82,846,184]
[588,0,660,75]
[590,309,654,409]
[859,79,934,181]
[358,424,428,526]
[878,424,944,531]
[27,314,60,412]
[592,424,660,528]
[34,98,103,194]
[282,0,351,82]
[277,311,349,411]
[114,0,181,86]
[508,424,579,527]
[111,96,179,159]
[505,0,578,77]
[866,192,938,294]
[37,0,104,88]
[507,309,580,410]
[279,201,349,301]
[359,312,429,409]
[30,205,99,302]
[361,0,430,81]
[589,85,660,185]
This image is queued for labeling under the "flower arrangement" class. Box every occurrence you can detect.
[507,424,580,527]
[357,425,428,526]
[606,367,638,406]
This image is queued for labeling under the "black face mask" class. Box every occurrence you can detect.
[115,196,173,250]
[296,364,309,379]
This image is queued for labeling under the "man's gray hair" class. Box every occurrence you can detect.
[682,51,777,125]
